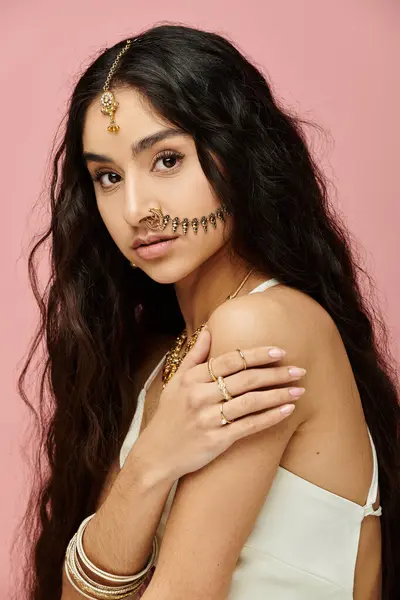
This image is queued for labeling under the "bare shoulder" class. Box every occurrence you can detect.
[209,282,375,506]
[208,282,337,369]
[207,282,362,439]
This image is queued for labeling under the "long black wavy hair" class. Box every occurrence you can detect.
[13,22,399,600]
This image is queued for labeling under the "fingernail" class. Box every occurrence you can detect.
[288,387,306,397]
[269,348,285,358]
[288,367,306,377]
[280,404,296,416]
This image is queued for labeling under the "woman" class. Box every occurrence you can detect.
[15,23,399,600]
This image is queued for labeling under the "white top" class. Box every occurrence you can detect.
[119,278,382,599]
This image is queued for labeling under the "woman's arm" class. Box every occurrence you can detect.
[61,317,303,599]
[140,292,320,600]
[61,448,175,598]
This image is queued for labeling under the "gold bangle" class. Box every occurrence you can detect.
[74,544,143,595]
[65,534,145,599]
[65,542,146,599]
[65,537,128,599]
[63,514,159,599]
[76,514,158,584]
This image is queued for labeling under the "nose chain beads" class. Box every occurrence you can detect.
[144,205,230,235]
[130,204,231,268]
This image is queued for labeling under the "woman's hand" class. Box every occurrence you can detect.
[133,327,306,482]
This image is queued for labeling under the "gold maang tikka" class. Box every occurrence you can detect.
[101,38,138,133]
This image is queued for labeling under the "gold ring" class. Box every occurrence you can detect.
[220,401,234,426]
[217,376,233,402]
[208,357,217,382]
[236,348,247,370]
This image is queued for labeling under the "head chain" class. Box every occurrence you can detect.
[100,37,140,133]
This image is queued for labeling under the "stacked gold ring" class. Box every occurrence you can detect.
[217,376,233,401]
[220,401,234,425]
[207,348,247,383]
[217,376,234,424]
[236,348,247,370]
[207,350,247,426]
[219,400,233,425]
[208,357,218,382]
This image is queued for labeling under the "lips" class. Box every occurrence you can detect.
[134,237,178,260]
[141,237,172,247]
[132,234,178,249]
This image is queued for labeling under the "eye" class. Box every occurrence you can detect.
[91,169,121,189]
[90,150,184,190]
[152,150,184,172]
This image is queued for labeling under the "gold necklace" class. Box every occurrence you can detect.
[162,268,255,388]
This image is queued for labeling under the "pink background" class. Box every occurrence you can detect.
[1,1,399,596]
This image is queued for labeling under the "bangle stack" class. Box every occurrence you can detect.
[64,513,159,599]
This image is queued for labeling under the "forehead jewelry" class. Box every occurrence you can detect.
[143,205,231,235]
[100,38,139,133]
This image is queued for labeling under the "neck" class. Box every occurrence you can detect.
[174,247,270,339]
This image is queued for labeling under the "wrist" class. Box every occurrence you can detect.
[123,440,177,491]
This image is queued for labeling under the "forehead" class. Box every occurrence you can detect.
[82,87,171,151]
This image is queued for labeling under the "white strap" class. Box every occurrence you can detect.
[364,504,382,517]
[119,353,166,469]
[248,278,281,294]
[144,352,167,391]
[363,429,383,518]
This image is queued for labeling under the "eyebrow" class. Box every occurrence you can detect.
[83,127,188,164]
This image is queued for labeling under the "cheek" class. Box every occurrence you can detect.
[174,164,218,216]
[97,200,111,229]
[187,215,232,260]
[170,170,230,253]
[97,201,122,244]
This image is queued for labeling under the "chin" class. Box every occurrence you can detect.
[140,257,204,286]
[140,263,190,285]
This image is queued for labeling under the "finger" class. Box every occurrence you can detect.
[178,327,211,373]
[225,404,296,442]
[190,345,286,383]
[198,364,306,405]
[216,387,305,423]
[220,364,306,398]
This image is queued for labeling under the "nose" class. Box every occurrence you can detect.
[122,174,154,227]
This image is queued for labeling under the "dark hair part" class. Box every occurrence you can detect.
[13,23,399,599]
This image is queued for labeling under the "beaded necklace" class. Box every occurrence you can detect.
[162,268,255,388]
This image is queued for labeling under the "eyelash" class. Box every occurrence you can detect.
[91,150,185,189]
